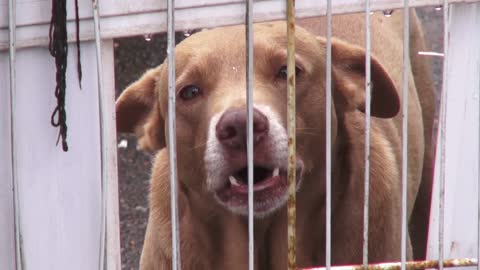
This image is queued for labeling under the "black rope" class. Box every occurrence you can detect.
[74,0,82,89]
[49,0,82,152]
[49,0,69,151]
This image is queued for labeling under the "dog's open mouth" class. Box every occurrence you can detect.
[214,160,304,215]
[228,166,281,192]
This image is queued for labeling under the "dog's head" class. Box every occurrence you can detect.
[116,23,399,217]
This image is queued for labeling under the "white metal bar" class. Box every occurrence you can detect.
[92,1,108,269]
[167,0,181,269]
[325,0,332,270]
[100,39,122,270]
[478,37,480,270]
[401,2,410,270]
[363,0,372,268]
[478,36,480,270]
[439,2,450,270]
[245,0,254,269]
[8,0,22,268]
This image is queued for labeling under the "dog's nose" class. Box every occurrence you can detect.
[216,108,269,150]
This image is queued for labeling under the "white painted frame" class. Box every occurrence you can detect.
[427,2,480,267]
[1,0,479,51]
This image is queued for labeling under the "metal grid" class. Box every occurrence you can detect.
[4,0,480,270]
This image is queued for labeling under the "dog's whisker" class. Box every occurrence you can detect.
[296,127,322,131]
[191,142,207,150]
[297,131,321,136]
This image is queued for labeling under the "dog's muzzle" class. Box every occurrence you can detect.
[204,105,304,217]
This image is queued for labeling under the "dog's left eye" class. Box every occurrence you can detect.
[179,85,202,101]
[276,65,302,80]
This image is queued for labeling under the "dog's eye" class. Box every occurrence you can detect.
[179,85,202,101]
[276,65,302,80]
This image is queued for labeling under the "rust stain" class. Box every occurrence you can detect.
[286,0,296,269]
[289,75,295,86]
[299,258,478,270]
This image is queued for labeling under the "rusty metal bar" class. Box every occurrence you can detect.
[245,0,254,268]
[92,0,108,269]
[166,0,181,269]
[439,2,450,270]
[325,0,332,270]
[8,0,23,268]
[401,2,410,270]
[363,0,372,269]
[300,258,478,270]
[286,0,296,268]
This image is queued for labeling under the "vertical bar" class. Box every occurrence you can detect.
[245,0,254,269]
[167,0,181,269]
[92,1,108,269]
[325,1,332,270]
[401,2,410,270]
[478,36,480,270]
[8,0,23,269]
[363,0,372,269]
[438,2,450,270]
[478,38,480,270]
[286,0,296,269]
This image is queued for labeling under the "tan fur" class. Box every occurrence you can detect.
[116,10,433,270]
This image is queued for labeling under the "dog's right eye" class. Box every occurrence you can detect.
[179,85,202,101]
[276,65,302,80]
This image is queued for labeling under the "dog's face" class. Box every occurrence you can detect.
[116,23,399,217]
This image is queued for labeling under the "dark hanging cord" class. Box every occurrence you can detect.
[74,0,82,89]
[49,0,69,151]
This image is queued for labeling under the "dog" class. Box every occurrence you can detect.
[116,10,434,270]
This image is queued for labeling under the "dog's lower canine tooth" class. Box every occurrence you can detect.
[229,175,241,186]
[273,167,280,177]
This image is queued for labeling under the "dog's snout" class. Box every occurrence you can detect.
[215,108,269,149]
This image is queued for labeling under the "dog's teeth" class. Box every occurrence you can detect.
[229,175,241,186]
[273,167,280,177]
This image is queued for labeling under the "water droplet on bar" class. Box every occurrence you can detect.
[382,10,394,17]
[144,34,152,42]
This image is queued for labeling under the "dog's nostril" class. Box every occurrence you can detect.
[218,126,237,140]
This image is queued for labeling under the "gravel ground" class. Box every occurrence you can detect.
[114,7,443,269]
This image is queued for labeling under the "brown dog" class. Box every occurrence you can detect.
[116,10,434,270]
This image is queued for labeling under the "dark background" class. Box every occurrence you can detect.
[114,8,444,269]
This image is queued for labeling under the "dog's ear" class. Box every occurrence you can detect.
[116,66,165,151]
[328,38,400,118]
